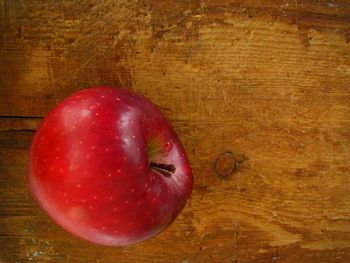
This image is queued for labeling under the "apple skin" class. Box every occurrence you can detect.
[28,87,193,246]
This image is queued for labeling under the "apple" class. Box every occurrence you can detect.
[28,87,193,246]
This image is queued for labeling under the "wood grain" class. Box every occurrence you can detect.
[1,0,350,262]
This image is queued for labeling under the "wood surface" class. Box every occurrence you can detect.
[1,0,350,262]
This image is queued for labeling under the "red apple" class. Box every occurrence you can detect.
[28,87,193,246]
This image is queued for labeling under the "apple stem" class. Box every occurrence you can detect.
[150,162,176,177]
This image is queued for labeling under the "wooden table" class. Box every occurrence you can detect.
[1,1,349,262]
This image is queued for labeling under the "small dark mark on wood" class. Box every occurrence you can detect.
[215,151,248,179]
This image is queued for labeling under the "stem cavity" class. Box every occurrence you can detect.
[150,162,176,177]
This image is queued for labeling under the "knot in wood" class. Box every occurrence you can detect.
[215,151,248,179]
